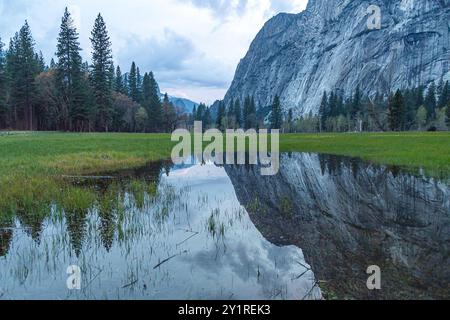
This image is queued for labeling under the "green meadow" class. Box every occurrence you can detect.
[0,131,449,221]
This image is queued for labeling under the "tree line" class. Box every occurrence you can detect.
[205,80,450,134]
[301,83,450,133]
[0,8,187,133]
[193,95,267,131]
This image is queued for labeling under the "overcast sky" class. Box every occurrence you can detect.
[0,0,308,104]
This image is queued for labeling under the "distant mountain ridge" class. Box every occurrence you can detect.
[157,89,198,114]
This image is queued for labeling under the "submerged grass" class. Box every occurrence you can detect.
[0,131,449,221]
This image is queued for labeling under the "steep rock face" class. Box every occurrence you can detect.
[225,153,450,299]
[224,0,450,115]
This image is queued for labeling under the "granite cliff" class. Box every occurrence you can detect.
[224,0,450,115]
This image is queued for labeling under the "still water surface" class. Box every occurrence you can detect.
[0,153,448,300]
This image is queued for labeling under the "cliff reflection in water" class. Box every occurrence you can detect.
[225,153,450,299]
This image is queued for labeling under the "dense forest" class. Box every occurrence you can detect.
[0,8,188,133]
[308,84,450,133]
[1,8,449,134]
[209,82,450,133]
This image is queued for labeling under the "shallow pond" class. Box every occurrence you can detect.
[0,153,449,300]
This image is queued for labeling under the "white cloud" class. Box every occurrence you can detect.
[0,0,308,104]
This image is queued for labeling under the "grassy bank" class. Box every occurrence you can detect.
[1,131,449,177]
[281,132,450,178]
[0,131,449,220]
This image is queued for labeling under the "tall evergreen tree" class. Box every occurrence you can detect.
[115,65,125,94]
[203,105,212,129]
[328,91,337,117]
[241,95,257,129]
[351,86,362,120]
[8,21,39,130]
[142,71,161,132]
[424,82,437,120]
[6,33,19,126]
[216,101,225,130]
[414,85,425,109]
[161,92,177,132]
[243,95,251,129]
[446,100,450,129]
[56,7,87,131]
[192,105,197,122]
[438,81,449,109]
[227,99,234,120]
[249,96,257,116]
[234,99,242,127]
[249,96,257,128]
[196,103,205,121]
[270,95,283,129]
[287,108,294,133]
[50,58,56,69]
[318,91,328,132]
[388,89,405,131]
[128,62,138,102]
[90,14,114,131]
[136,67,142,102]
[0,38,7,127]
[36,51,46,72]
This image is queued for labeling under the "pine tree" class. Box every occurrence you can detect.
[161,93,177,132]
[243,95,251,129]
[71,71,93,132]
[36,51,46,72]
[9,21,39,130]
[203,106,212,129]
[115,66,125,94]
[388,89,405,131]
[234,99,242,127]
[0,38,8,128]
[287,108,294,133]
[128,62,138,102]
[414,86,425,109]
[142,71,161,132]
[136,67,142,103]
[249,96,257,115]
[328,91,337,117]
[6,34,19,126]
[270,95,283,129]
[192,105,197,122]
[351,86,362,120]
[56,7,87,131]
[227,99,234,120]
[438,81,449,109]
[216,101,225,130]
[424,82,437,120]
[248,96,257,129]
[90,14,114,132]
[446,100,450,129]
[196,103,205,121]
[318,91,328,132]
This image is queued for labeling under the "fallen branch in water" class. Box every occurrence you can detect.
[176,232,199,247]
[153,251,188,270]
[122,279,139,289]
